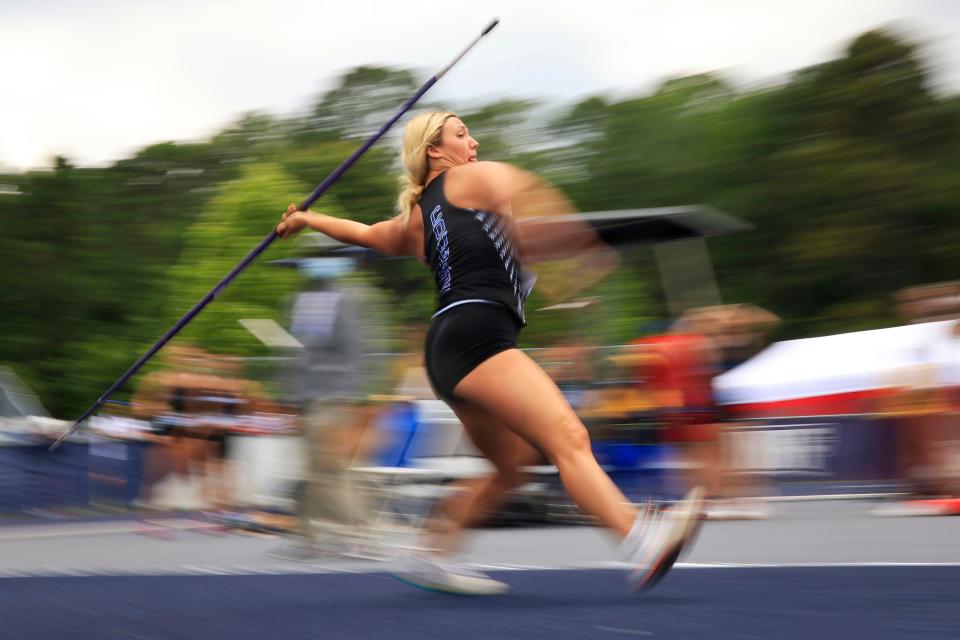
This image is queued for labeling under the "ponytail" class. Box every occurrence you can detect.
[396,111,456,219]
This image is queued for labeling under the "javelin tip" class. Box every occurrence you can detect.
[482,18,500,36]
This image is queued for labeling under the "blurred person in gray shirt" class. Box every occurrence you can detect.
[275,253,393,559]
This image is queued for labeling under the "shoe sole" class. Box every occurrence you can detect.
[632,487,705,592]
[636,539,684,591]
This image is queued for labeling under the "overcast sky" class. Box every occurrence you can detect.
[2,0,959,171]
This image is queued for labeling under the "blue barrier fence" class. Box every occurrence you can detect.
[0,413,903,514]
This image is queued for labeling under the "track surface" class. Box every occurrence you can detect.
[4,567,959,639]
[0,501,957,639]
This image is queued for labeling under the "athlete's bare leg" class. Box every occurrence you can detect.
[453,349,636,538]
[421,401,543,554]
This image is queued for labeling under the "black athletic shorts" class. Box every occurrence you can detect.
[425,302,522,402]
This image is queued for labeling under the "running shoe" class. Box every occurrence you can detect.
[621,486,704,591]
[392,551,510,596]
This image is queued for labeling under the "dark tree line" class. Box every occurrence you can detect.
[3,29,958,416]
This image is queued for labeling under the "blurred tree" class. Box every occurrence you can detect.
[280,141,397,225]
[163,163,308,354]
[458,98,546,167]
[7,33,960,416]
[741,29,960,334]
[549,28,960,337]
[302,66,421,141]
[0,158,143,414]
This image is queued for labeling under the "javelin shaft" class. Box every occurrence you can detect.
[50,18,500,451]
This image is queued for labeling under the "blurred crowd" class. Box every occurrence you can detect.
[3,243,960,545]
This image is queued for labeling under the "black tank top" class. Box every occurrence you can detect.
[420,172,529,324]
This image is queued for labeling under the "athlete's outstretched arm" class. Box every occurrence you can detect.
[276,204,413,256]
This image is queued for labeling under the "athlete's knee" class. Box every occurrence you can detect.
[548,415,592,459]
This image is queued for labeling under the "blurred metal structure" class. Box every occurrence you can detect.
[523,206,751,247]
[527,206,749,318]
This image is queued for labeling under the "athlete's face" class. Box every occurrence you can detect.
[429,117,478,167]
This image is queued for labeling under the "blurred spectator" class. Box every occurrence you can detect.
[130,345,209,537]
[272,251,392,559]
[878,285,960,514]
[191,354,280,526]
[131,346,278,535]
[627,333,724,503]
[637,304,781,518]
[673,304,780,371]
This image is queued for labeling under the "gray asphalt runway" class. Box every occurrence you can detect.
[0,500,955,576]
[0,500,957,639]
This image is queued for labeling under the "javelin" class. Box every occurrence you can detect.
[50,18,501,451]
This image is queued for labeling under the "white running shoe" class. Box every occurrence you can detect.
[621,486,704,591]
[392,551,510,596]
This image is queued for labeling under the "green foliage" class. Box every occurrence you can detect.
[304,66,421,141]
[280,141,397,225]
[164,163,309,354]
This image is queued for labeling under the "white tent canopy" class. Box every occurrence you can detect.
[714,320,960,405]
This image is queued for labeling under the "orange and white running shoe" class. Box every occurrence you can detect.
[621,486,704,591]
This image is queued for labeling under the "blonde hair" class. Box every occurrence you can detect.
[396,111,457,218]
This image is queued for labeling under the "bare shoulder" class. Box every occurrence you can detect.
[446,161,520,189]
[444,161,525,212]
